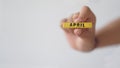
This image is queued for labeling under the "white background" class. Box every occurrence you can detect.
[0,0,120,68]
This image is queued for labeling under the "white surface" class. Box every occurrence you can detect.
[0,0,120,68]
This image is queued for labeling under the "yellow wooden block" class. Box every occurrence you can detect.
[62,22,92,28]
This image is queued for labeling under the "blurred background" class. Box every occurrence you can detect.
[0,0,120,68]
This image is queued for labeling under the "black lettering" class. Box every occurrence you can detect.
[73,23,76,26]
[70,23,72,26]
[83,23,84,27]
[77,23,79,26]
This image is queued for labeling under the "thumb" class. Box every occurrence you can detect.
[79,6,92,21]
[74,29,82,36]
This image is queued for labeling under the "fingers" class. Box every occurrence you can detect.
[73,6,92,36]
[60,18,70,33]
[72,12,79,21]
[61,13,78,34]
[61,6,92,35]
[73,17,83,36]
[67,14,75,34]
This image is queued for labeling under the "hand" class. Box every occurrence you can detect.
[61,6,96,52]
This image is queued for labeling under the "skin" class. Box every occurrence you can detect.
[60,6,120,52]
[96,18,120,47]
